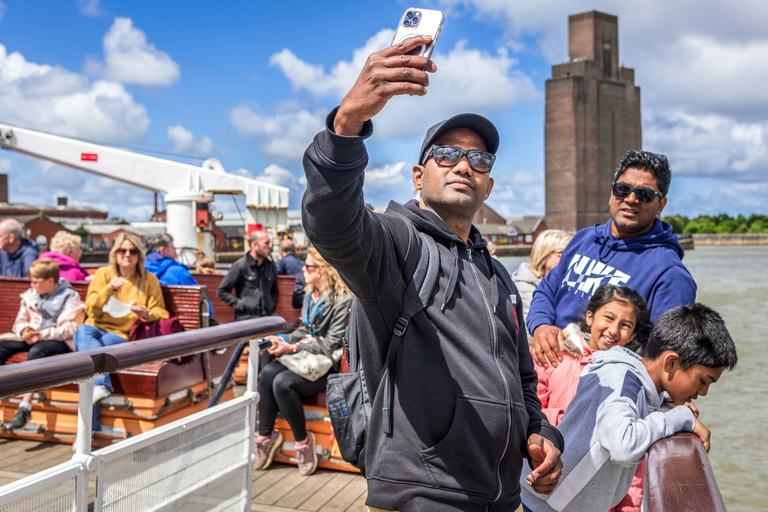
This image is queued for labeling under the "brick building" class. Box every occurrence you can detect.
[545,11,642,231]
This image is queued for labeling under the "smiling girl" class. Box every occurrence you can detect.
[533,284,649,512]
[535,284,649,427]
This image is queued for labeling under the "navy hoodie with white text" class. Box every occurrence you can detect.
[527,218,696,334]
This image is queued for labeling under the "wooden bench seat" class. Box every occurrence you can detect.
[0,277,212,399]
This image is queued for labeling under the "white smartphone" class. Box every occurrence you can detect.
[391,7,445,59]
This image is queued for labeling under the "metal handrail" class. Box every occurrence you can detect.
[645,432,726,512]
[0,316,286,399]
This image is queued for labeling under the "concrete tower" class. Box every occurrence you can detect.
[545,11,642,231]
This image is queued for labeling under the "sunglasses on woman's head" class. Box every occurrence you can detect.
[611,182,664,204]
[116,248,139,256]
[423,145,496,174]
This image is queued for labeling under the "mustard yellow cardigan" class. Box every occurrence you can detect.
[84,266,169,339]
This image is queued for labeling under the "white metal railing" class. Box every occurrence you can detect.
[0,338,261,512]
[0,461,85,512]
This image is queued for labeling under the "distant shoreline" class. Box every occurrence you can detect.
[692,234,768,246]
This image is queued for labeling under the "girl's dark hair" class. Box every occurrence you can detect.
[578,285,650,344]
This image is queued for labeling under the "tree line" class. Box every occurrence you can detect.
[662,214,768,234]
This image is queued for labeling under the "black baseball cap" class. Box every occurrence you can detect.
[418,113,500,165]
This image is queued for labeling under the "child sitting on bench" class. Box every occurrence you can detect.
[0,258,85,429]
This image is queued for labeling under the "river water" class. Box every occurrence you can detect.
[501,245,768,511]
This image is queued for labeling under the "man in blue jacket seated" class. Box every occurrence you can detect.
[528,150,697,369]
[0,219,39,277]
[275,239,305,276]
[144,234,214,321]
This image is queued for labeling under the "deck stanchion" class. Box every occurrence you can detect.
[73,377,96,511]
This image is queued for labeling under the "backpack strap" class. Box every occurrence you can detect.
[382,229,440,434]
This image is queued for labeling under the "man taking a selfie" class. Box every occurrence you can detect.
[302,36,563,512]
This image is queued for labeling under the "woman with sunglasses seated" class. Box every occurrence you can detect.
[254,246,353,476]
[74,233,169,403]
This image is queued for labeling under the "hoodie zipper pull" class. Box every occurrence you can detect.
[467,248,473,262]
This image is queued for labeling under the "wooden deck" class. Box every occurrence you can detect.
[0,438,368,511]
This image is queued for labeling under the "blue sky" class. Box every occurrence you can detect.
[1,0,767,221]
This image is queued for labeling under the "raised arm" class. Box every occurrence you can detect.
[302,37,436,301]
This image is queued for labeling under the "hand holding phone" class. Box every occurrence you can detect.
[391,8,445,59]
[258,338,275,351]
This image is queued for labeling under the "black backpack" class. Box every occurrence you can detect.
[325,229,440,471]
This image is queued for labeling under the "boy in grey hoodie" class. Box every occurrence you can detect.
[520,303,737,512]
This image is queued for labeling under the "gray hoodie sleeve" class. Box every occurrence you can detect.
[596,387,696,466]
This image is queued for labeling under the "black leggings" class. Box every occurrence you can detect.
[258,360,328,440]
[0,339,71,364]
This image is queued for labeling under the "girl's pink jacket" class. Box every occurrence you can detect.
[535,323,645,512]
[535,323,595,426]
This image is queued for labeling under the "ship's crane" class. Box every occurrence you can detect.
[0,123,289,263]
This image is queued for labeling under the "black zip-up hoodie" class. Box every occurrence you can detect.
[302,109,563,512]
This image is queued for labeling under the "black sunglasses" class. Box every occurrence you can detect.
[612,182,664,204]
[423,145,496,174]
[116,248,140,256]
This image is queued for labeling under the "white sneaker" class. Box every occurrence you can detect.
[93,385,112,404]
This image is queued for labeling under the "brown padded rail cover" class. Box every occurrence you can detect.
[0,276,210,398]
[645,433,726,512]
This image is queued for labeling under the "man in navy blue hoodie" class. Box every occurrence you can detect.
[527,151,696,368]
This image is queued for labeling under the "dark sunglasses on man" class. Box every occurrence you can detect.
[611,182,664,204]
[422,144,496,174]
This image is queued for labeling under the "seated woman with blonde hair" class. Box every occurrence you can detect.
[254,246,352,476]
[73,233,168,403]
[40,231,88,281]
[511,229,572,329]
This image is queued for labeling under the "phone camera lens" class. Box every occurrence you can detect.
[403,19,411,27]
[406,11,414,19]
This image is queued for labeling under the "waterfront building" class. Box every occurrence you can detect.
[545,11,642,231]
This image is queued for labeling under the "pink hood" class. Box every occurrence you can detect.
[39,251,88,282]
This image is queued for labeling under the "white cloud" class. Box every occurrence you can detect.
[270,30,394,98]
[77,0,102,17]
[0,158,11,173]
[0,44,149,142]
[229,105,325,161]
[639,36,768,119]
[167,125,214,154]
[439,0,768,118]
[102,18,180,86]
[362,162,414,207]
[485,170,544,217]
[270,29,537,140]
[644,110,767,182]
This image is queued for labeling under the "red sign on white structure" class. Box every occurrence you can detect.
[81,153,98,162]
